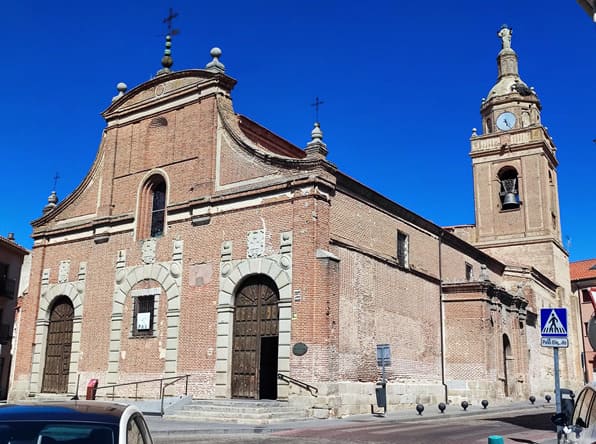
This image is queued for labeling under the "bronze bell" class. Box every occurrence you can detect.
[502,192,519,209]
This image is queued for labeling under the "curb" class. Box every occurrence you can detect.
[147,402,556,437]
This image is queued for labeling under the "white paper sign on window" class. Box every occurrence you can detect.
[137,312,151,331]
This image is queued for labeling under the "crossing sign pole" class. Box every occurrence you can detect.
[541,308,568,426]
[553,347,561,423]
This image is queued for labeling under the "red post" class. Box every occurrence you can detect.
[86,379,99,400]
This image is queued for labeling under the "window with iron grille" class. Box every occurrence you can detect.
[397,231,409,267]
[133,295,155,337]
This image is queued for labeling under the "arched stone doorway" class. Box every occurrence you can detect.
[41,297,74,393]
[502,334,512,397]
[232,275,279,399]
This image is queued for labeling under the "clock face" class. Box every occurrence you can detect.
[496,112,516,131]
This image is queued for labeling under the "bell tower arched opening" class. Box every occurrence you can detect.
[498,167,520,210]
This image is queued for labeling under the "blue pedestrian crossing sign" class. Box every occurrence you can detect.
[540,308,568,338]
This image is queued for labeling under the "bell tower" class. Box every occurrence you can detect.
[470,25,565,283]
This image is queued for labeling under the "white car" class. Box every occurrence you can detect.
[553,384,596,444]
[0,400,153,444]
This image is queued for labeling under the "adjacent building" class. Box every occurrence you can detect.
[0,234,28,399]
[9,27,582,415]
[571,259,596,383]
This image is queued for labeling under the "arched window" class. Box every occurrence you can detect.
[138,174,167,239]
[498,167,520,210]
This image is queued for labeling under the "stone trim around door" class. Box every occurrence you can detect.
[215,251,292,400]
[108,261,182,384]
[31,279,85,395]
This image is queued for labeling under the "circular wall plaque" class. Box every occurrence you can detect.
[292,342,308,356]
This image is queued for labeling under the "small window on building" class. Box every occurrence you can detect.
[138,174,167,239]
[583,290,592,304]
[498,167,520,210]
[397,231,409,267]
[465,263,473,281]
[133,295,155,337]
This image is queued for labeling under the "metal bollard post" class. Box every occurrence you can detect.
[487,436,504,444]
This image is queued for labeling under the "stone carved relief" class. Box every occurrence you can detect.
[142,238,157,264]
[247,230,265,258]
[173,239,183,261]
[58,260,70,283]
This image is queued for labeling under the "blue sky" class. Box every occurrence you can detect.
[2,1,595,261]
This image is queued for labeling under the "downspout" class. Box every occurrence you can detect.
[439,231,448,402]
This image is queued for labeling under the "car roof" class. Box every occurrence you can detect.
[0,401,130,425]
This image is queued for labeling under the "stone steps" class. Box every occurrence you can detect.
[164,399,311,425]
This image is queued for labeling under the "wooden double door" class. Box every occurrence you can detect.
[232,276,279,399]
[42,297,74,393]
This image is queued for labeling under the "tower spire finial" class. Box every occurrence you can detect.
[52,172,60,191]
[156,8,179,76]
[310,97,324,123]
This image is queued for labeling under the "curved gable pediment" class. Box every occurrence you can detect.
[103,70,237,125]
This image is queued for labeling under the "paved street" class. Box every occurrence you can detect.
[149,402,559,444]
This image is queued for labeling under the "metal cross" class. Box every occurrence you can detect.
[53,172,60,190]
[163,8,179,34]
[311,96,324,123]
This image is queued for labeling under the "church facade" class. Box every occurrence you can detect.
[10,27,581,416]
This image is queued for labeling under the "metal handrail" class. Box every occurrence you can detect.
[277,373,318,397]
[160,375,190,416]
[95,374,191,404]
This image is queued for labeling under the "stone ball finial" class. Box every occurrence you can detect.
[112,82,128,102]
[43,190,59,214]
[311,122,323,141]
[206,47,225,73]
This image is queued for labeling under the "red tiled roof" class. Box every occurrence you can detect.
[570,258,596,281]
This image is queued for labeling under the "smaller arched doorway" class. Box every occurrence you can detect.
[502,334,513,397]
[41,296,74,393]
[231,275,279,399]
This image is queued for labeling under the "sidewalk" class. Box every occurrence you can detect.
[146,399,559,442]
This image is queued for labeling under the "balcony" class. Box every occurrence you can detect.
[0,278,16,299]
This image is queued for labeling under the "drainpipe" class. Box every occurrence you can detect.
[438,232,448,402]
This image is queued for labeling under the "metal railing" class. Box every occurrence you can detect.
[95,374,191,415]
[277,373,318,397]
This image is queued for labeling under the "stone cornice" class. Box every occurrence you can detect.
[442,280,528,313]
[31,174,336,245]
